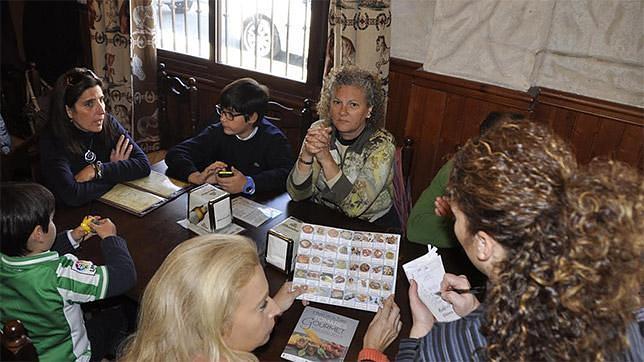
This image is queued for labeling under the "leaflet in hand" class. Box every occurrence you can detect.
[402,246,460,322]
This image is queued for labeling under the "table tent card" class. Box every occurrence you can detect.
[402,246,460,322]
[292,223,401,312]
[281,306,358,362]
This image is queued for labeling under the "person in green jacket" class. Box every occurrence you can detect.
[406,112,525,247]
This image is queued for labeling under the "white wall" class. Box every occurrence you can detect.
[391,0,644,108]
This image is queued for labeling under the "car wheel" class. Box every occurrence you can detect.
[168,0,193,13]
[242,16,281,58]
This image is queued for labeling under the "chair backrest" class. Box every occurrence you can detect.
[393,137,414,234]
[1,320,39,361]
[157,62,199,149]
[265,100,302,157]
[300,98,317,138]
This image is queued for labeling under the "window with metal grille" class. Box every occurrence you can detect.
[153,0,313,83]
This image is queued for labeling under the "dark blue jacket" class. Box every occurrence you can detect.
[40,114,151,206]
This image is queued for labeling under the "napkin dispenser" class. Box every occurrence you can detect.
[187,184,232,232]
[266,216,302,274]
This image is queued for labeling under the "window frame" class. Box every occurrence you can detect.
[157,0,329,101]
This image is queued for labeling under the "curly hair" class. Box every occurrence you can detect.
[447,121,642,361]
[316,66,385,127]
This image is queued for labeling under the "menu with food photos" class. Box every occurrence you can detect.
[291,223,401,312]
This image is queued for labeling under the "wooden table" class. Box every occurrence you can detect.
[53,165,483,360]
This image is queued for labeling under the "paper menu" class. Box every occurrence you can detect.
[402,246,460,322]
[291,223,401,313]
[231,196,282,227]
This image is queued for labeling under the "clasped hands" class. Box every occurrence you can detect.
[75,135,132,183]
[188,161,247,194]
[300,125,333,164]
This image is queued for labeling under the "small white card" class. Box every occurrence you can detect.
[232,196,282,227]
[402,246,460,322]
[177,219,245,235]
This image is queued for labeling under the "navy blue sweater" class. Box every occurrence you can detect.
[40,114,151,206]
[165,117,294,193]
[51,231,136,298]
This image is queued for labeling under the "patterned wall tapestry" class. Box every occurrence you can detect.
[325,0,391,119]
[88,0,132,129]
[88,0,159,151]
[130,0,159,152]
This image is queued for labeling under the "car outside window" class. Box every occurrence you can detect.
[154,0,313,82]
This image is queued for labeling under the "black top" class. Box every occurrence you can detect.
[39,114,151,206]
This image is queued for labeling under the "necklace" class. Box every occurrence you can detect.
[84,137,96,164]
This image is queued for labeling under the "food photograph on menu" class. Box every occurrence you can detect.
[291,223,401,312]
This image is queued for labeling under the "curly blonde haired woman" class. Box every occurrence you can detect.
[287,66,397,227]
[119,235,306,361]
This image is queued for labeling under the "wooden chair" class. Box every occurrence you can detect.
[1,320,39,361]
[157,62,199,150]
[300,98,317,138]
[393,137,414,234]
[265,100,303,157]
[0,63,47,182]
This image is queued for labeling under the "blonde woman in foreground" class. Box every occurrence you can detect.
[118,235,306,361]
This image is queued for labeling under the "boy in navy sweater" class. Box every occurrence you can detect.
[165,78,293,195]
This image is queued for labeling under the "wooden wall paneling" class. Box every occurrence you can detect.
[590,118,626,161]
[433,94,466,169]
[615,123,644,170]
[569,113,602,165]
[534,104,576,140]
[385,70,413,144]
[405,85,447,201]
[534,88,643,170]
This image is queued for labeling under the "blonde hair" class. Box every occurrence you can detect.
[119,235,261,362]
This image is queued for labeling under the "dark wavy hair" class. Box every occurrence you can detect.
[1,183,56,256]
[447,120,642,361]
[317,66,385,128]
[47,67,117,157]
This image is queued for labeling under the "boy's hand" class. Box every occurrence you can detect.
[273,282,308,313]
[91,217,117,239]
[71,216,97,242]
[188,161,228,184]
[434,196,453,218]
[215,167,246,194]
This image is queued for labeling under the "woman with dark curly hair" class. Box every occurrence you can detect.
[286,66,396,226]
[40,67,150,206]
[394,120,643,361]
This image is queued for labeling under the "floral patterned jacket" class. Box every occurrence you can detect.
[287,120,395,222]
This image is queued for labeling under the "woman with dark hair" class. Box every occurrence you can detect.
[40,67,150,206]
[287,66,396,226]
[393,120,643,361]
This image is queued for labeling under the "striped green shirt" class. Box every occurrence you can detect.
[1,251,108,361]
